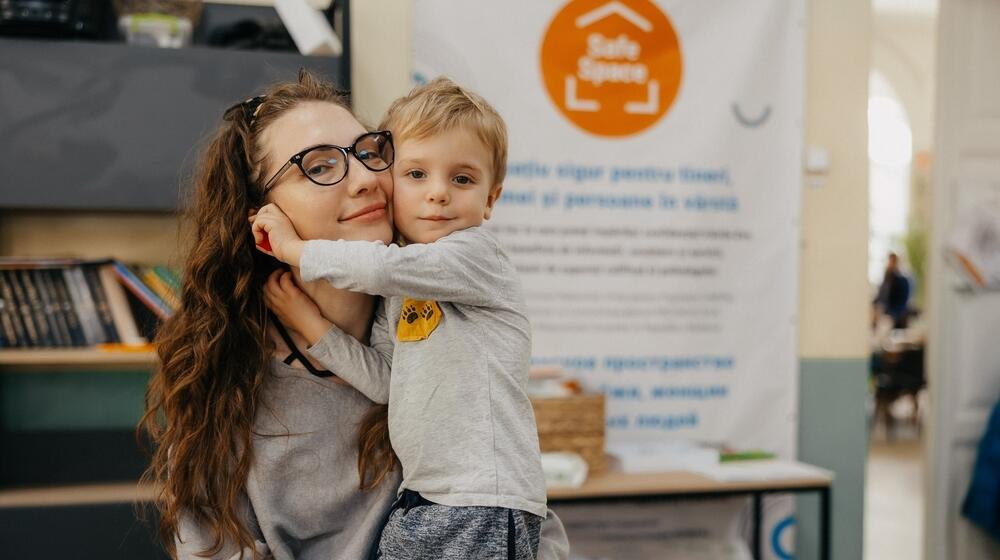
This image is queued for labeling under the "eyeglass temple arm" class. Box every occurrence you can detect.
[262,160,296,194]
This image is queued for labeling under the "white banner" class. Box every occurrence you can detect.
[413,1,804,557]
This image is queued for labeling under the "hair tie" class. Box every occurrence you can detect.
[241,95,267,126]
[224,95,267,127]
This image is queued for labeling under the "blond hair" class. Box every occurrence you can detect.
[379,76,508,186]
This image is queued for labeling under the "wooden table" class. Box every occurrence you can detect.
[547,464,833,560]
[0,466,833,559]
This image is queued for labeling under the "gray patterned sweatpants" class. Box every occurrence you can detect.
[376,491,542,559]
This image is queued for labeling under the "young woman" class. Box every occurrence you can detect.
[139,71,568,560]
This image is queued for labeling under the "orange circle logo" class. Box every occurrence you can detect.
[540,0,683,138]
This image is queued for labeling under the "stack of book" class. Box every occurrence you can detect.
[0,258,182,349]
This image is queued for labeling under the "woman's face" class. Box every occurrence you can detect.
[257,101,394,244]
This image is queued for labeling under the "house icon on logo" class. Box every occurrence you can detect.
[564,1,660,115]
[540,0,682,136]
[575,1,652,32]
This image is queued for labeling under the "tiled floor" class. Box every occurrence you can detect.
[865,402,925,560]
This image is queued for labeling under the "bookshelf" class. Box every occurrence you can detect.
[0,21,351,558]
[0,6,358,557]
[0,481,158,509]
[0,344,160,552]
[0,349,157,368]
[0,7,353,552]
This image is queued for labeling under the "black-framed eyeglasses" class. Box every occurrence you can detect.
[261,130,394,194]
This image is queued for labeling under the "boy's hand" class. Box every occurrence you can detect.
[250,204,306,267]
[264,269,333,346]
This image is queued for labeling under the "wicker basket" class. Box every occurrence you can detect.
[531,393,607,475]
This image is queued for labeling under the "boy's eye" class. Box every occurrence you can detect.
[453,175,474,185]
[406,170,426,179]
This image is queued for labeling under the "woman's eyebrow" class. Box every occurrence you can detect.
[299,132,371,152]
[297,143,336,153]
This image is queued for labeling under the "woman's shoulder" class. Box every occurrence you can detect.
[260,360,375,418]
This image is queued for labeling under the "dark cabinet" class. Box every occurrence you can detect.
[0,38,347,210]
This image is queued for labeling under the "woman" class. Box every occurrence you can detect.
[139,71,568,560]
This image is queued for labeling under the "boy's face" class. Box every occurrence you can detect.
[391,127,502,244]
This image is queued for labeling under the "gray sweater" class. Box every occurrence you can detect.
[174,360,569,560]
[299,227,548,518]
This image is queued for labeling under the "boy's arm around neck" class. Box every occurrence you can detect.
[299,227,513,307]
[306,301,393,404]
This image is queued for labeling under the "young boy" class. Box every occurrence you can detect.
[250,77,546,559]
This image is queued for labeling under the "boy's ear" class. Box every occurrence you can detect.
[484,184,503,220]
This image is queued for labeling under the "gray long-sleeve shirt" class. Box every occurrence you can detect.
[175,360,397,560]
[299,227,548,519]
[175,359,570,560]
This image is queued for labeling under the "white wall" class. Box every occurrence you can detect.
[872,9,937,237]
[872,11,937,152]
[799,0,872,359]
[349,0,413,126]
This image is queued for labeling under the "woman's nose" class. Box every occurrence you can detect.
[346,158,378,197]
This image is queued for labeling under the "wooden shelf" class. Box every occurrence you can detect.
[547,465,833,501]
[205,0,332,8]
[0,482,157,508]
[0,349,157,368]
[0,472,834,508]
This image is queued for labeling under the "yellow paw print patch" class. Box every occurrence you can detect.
[396,298,442,342]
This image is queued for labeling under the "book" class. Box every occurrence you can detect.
[0,271,19,347]
[63,267,106,346]
[124,287,161,342]
[0,296,7,348]
[34,269,70,347]
[0,271,29,347]
[6,270,40,347]
[153,265,181,293]
[110,262,171,320]
[141,267,180,312]
[82,265,121,344]
[49,269,88,347]
[15,269,53,347]
[98,264,145,345]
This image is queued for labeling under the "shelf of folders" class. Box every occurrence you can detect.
[0,257,180,354]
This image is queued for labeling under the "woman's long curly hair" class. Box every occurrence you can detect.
[138,70,394,559]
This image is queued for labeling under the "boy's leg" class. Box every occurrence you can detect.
[510,508,543,559]
[378,502,543,560]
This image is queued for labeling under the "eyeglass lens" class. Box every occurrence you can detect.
[301,132,394,186]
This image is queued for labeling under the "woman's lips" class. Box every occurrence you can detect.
[341,203,387,223]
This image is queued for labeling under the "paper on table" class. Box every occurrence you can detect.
[565,537,751,560]
[541,452,588,488]
[694,460,833,482]
[607,440,720,473]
